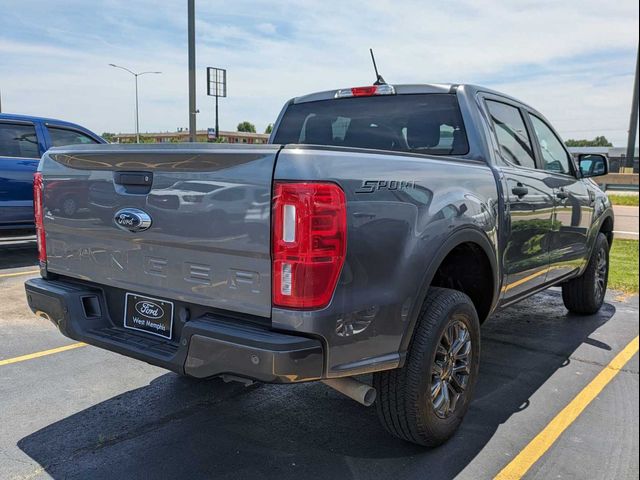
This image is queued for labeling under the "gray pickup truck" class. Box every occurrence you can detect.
[25,83,614,446]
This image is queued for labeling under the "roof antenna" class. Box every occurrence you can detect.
[370,48,386,85]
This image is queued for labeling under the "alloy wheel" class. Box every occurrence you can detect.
[430,317,472,419]
[595,247,608,302]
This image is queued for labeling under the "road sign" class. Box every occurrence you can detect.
[207,68,227,98]
[207,67,227,140]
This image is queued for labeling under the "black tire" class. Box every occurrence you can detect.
[562,232,610,315]
[373,287,480,447]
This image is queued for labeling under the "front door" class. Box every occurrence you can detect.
[526,113,594,281]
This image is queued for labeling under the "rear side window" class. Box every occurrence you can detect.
[0,123,39,158]
[486,100,536,169]
[273,94,469,156]
[47,127,99,147]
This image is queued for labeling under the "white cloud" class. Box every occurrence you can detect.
[0,0,637,144]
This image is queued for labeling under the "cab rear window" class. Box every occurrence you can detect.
[273,93,469,156]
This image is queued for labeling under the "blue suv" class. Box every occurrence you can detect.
[0,113,105,231]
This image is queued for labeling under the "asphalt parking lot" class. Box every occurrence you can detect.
[1,240,638,480]
[613,204,640,240]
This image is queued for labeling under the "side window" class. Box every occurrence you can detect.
[0,123,40,158]
[528,114,572,175]
[486,100,536,169]
[47,127,99,147]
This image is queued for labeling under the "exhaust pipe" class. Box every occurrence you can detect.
[35,310,51,322]
[322,377,377,407]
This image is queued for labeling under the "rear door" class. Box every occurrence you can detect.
[41,144,278,318]
[482,97,555,303]
[0,120,42,228]
[525,112,593,281]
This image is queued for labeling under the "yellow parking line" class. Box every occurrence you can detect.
[495,335,639,480]
[0,342,86,367]
[0,270,39,279]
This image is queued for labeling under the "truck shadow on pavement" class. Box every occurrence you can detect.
[18,290,615,480]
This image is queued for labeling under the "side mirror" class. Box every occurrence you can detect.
[578,154,609,178]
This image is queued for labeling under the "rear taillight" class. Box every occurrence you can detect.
[272,182,347,309]
[33,172,47,265]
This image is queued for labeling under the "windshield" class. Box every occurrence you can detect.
[273,93,469,156]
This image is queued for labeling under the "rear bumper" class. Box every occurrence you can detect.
[24,277,323,383]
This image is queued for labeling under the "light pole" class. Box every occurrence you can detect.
[188,0,197,142]
[625,47,639,171]
[109,64,161,143]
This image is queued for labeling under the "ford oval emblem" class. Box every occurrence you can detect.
[135,300,164,319]
[114,208,152,232]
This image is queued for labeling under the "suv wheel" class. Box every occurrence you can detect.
[61,197,78,217]
[373,287,480,446]
[562,232,610,314]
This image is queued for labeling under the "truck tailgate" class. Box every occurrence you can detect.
[41,144,279,318]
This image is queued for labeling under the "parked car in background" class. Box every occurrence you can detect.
[0,113,104,231]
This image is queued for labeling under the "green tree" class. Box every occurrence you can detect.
[565,136,613,147]
[265,123,273,134]
[237,121,256,133]
[101,132,115,143]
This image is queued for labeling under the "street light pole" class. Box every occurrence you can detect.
[188,0,197,142]
[625,46,639,171]
[134,74,140,143]
[109,64,161,143]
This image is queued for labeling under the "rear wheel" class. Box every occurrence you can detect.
[373,287,480,446]
[562,232,610,314]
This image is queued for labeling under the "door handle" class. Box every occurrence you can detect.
[511,185,529,198]
[556,190,569,200]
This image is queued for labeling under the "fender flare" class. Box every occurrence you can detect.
[398,226,500,354]
[580,209,614,275]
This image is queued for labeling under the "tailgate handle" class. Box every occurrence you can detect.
[115,172,153,186]
[114,171,153,194]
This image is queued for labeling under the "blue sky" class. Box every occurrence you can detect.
[0,0,638,145]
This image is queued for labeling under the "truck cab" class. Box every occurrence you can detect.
[0,113,104,232]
